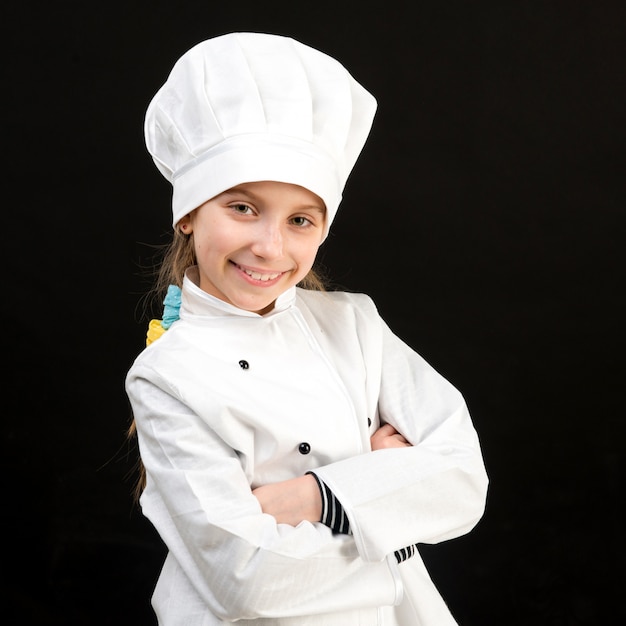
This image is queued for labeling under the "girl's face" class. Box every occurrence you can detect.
[179,181,326,315]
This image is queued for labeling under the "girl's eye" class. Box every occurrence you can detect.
[291,216,312,227]
[231,203,253,215]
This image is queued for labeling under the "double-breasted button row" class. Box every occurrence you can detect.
[238,358,364,457]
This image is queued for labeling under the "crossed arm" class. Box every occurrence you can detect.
[252,423,410,526]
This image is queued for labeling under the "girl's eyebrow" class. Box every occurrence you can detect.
[299,204,326,215]
[220,187,256,200]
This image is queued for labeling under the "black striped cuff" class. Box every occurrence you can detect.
[394,543,418,563]
[306,472,351,535]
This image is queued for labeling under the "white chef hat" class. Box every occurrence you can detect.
[144,32,377,236]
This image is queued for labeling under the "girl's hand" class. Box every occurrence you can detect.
[370,423,412,450]
[252,474,322,526]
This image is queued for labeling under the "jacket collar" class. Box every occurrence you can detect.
[180,266,297,319]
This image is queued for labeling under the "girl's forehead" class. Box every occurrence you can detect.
[220,182,326,210]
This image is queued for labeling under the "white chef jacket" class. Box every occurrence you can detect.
[125,269,489,625]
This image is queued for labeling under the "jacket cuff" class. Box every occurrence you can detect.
[306,471,351,534]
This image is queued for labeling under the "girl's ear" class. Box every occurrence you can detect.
[178,215,192,234]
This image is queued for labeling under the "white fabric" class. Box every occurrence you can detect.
[144,32,377,234]
[125,272,489,624]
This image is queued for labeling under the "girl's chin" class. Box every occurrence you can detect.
[229,292,279,314]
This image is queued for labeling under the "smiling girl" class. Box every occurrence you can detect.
[125,32,488,626]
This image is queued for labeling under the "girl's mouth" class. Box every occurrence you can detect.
[235,263,284,283]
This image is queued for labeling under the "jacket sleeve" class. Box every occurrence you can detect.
[125,364,402,622]
[311,316,489,563]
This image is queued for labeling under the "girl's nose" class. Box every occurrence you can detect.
[250,222,284,259]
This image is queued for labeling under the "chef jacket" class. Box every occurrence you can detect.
[125,268,489,625]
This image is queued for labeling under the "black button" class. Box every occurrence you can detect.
[367,418,372,427]
[298,442,311,455]
[238,360,249,369]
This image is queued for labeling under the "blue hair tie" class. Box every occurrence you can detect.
[161,285,182,329]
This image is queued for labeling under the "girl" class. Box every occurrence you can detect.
[125,32,488,625]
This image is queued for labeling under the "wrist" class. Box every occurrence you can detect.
[301,473,323,523]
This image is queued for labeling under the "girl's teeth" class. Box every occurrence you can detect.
[244,268,280,281]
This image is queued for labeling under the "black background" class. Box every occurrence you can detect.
[5,1,625,624]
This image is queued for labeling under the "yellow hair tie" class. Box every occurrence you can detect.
[146,319,166,346]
